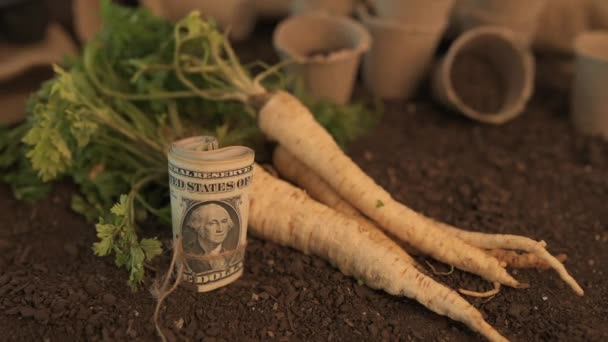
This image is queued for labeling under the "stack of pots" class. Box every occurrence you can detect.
[432,27,534,124]
[360,0,455,101]
[430,0,540,124]
[454,0,548,47]
[138,0,605,134]
[273,0,455,104]
[272,0,538,126]
[273,12,370,104]
[140,0,258,42]
[571,31,608,139]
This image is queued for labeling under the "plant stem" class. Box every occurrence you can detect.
[84,44,197,101]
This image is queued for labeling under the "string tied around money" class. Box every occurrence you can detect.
[151,237,248,342]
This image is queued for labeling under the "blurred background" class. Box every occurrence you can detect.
[1,0,608,131]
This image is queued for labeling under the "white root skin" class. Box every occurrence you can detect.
[259,95,520,288]
[437,225,583,295]
[460,283,502,298]
[249,165,509,342]
[271,148,418,268]
[272,146,584,296]
[485,250,568,270]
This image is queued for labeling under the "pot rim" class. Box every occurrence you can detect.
[273,12,371,65]
[439,26,535,124]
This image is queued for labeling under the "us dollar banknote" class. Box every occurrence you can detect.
[168,136,254,292]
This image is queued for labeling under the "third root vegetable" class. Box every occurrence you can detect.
[271,146,582,295]
[249,164,509,342]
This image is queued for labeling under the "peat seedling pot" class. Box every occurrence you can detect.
[460,0,547,20]
[571,31,608,139]
[456,0,547,47]
[359,7,447,100]
[591,0,608,29]
[254,0,291,19]
[141,0,257,42]
[432,26,535,125]
[0,23,77,81]
[0,23,76,125]
[273,13,371,104]
[290,0,354,16]
[533,0,591,55]
[369,0,456,26]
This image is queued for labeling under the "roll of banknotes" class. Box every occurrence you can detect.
[168,136,255,292]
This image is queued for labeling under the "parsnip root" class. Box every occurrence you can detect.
[249,164,509,342]
[258,91,521,288]
[486,250,568,270]
[271,145,583,295]
[460,283,502,298]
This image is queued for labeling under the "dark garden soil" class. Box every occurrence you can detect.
[1,21,608,342]
[451,52,506,113]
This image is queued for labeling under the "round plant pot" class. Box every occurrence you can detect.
[460,0,547,21]
[141,0,257,42]
[571,31,608,139]
[254,0,291,18]
[432,26,535,125]
[456,6,543,47]
[0,23,76,125]
[290,0,354,16]
[359,8,447,100]
[273,13,371,104]
[0,23,77,81]
[533,0,591,55]
[369,0,456,26]
[591,0,608,29]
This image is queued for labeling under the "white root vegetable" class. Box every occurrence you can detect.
[169,13,525,290]
[485,249,568,270]
[438,224,582,294]
[258,93,521,288]
[271,146,583,295]
[249,164,509,342]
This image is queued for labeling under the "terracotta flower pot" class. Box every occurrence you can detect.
[461,0,547,20]
[369,0,456,26]
[571,31,608,139]
[591,0,608,29]
[359,7,447,100]
[273,13,371,104]
[455,0,547,47]
[432,26,535,125]
[254,0,291,18]
[0,23,76,125]
[141,0,257,42]
[533,0,591,55]
[290,0,354,16]
[0,23,76,81]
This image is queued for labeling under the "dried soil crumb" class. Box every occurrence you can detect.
[451,52,506,114]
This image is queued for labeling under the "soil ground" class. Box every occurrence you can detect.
[1,21,608,342]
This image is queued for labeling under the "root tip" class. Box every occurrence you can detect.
[556,253,568,263]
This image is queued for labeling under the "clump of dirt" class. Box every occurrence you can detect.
[451,52,506,114]
[1,22,608,342]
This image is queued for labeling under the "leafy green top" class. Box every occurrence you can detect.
[0,1,380,289]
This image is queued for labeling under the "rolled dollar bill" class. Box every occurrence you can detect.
[168,136,255,292]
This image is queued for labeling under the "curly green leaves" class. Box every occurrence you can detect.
[94,194,163,290]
